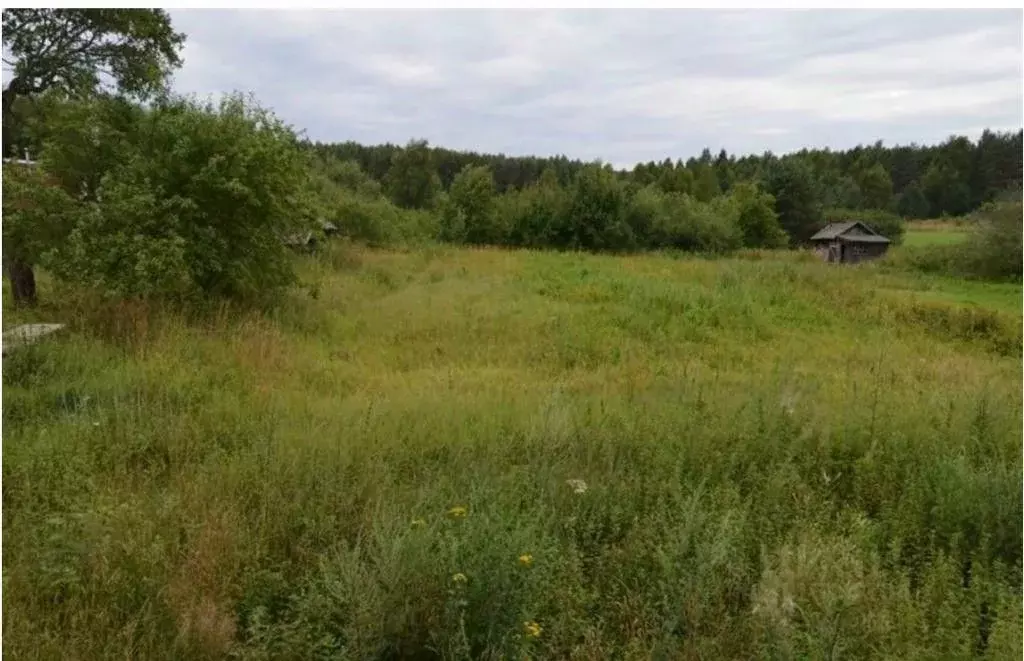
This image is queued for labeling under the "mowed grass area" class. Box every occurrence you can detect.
[878,275,1022,314]
[903,220,970,248]
[2,244,1022,660]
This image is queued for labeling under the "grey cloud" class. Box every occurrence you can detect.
[167,9,1023,167]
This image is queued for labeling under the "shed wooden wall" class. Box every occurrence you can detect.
[813,240,889,263]
[842,241,889,263]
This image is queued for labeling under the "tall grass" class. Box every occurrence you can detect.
[3,244,1021,659]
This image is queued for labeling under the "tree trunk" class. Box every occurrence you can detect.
[6,258,38,305]
[2,87,18,158]
[3,76,36,158]
[5,76,40,305]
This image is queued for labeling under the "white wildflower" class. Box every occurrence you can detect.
[779,391,799,416]
[566,478,588,495]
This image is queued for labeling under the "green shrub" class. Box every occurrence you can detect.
[890,200,1021,283]
[557,164,635,252]
[312,156,382,198]
[887,243,962,276]
[43,93,316,302]
[958,200,1023,282]
[645,192,743,253]
[58,186,195,299]
[502,172,568,249]
[327,191,438,248]
[2,162,83,274]
[622,184,662,246]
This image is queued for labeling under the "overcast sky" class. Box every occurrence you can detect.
[165,10,1020,168]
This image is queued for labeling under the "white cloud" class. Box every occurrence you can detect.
[163,9,1023,164]
[470,55,545,86]
[362,55,445,87]
[798,27,1021,83]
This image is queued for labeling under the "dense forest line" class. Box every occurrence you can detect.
[299,129,1022,259]
[307,129,1024,220]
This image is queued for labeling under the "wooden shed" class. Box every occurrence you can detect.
[810,221,891,264]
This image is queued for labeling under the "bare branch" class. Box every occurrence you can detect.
[40,22,92,62]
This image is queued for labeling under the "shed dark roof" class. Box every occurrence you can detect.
[811,221,858,240]
[810,221,890,243]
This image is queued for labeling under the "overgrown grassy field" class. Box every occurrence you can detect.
[3,244,1021,660]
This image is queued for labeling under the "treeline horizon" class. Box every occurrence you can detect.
[6,86,1022,308]
[306,128,1024,221]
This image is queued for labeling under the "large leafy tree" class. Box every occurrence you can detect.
[2,95,139,302]
[762,159,824,244]
[969,129,1024,207]
[559,164,634,251]
[692,163,721,202]
[922,160,972,218]
[2,10,181,96]
[384,139,442,210]
[728,182,787,249]
[33,94,144,201]
[657,163,694,196]
[504,167,566,248]
[855,163,894,210]
[896,180,930,219]
[819,172,863,210]
[2,162,83,287]
[439,164,500,245]
[2,10,184,150]
[2,8,184,304]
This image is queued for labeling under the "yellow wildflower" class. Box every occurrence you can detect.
[451,572,468,585]
[411,518,427,528]
[447,505,468,519]
[523,620,542,638]
[518,553,533,567]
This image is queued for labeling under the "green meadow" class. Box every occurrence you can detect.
[2,244,1021,660]
[903,221,971,248]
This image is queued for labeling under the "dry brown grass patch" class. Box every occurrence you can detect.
[166,511,242,658]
